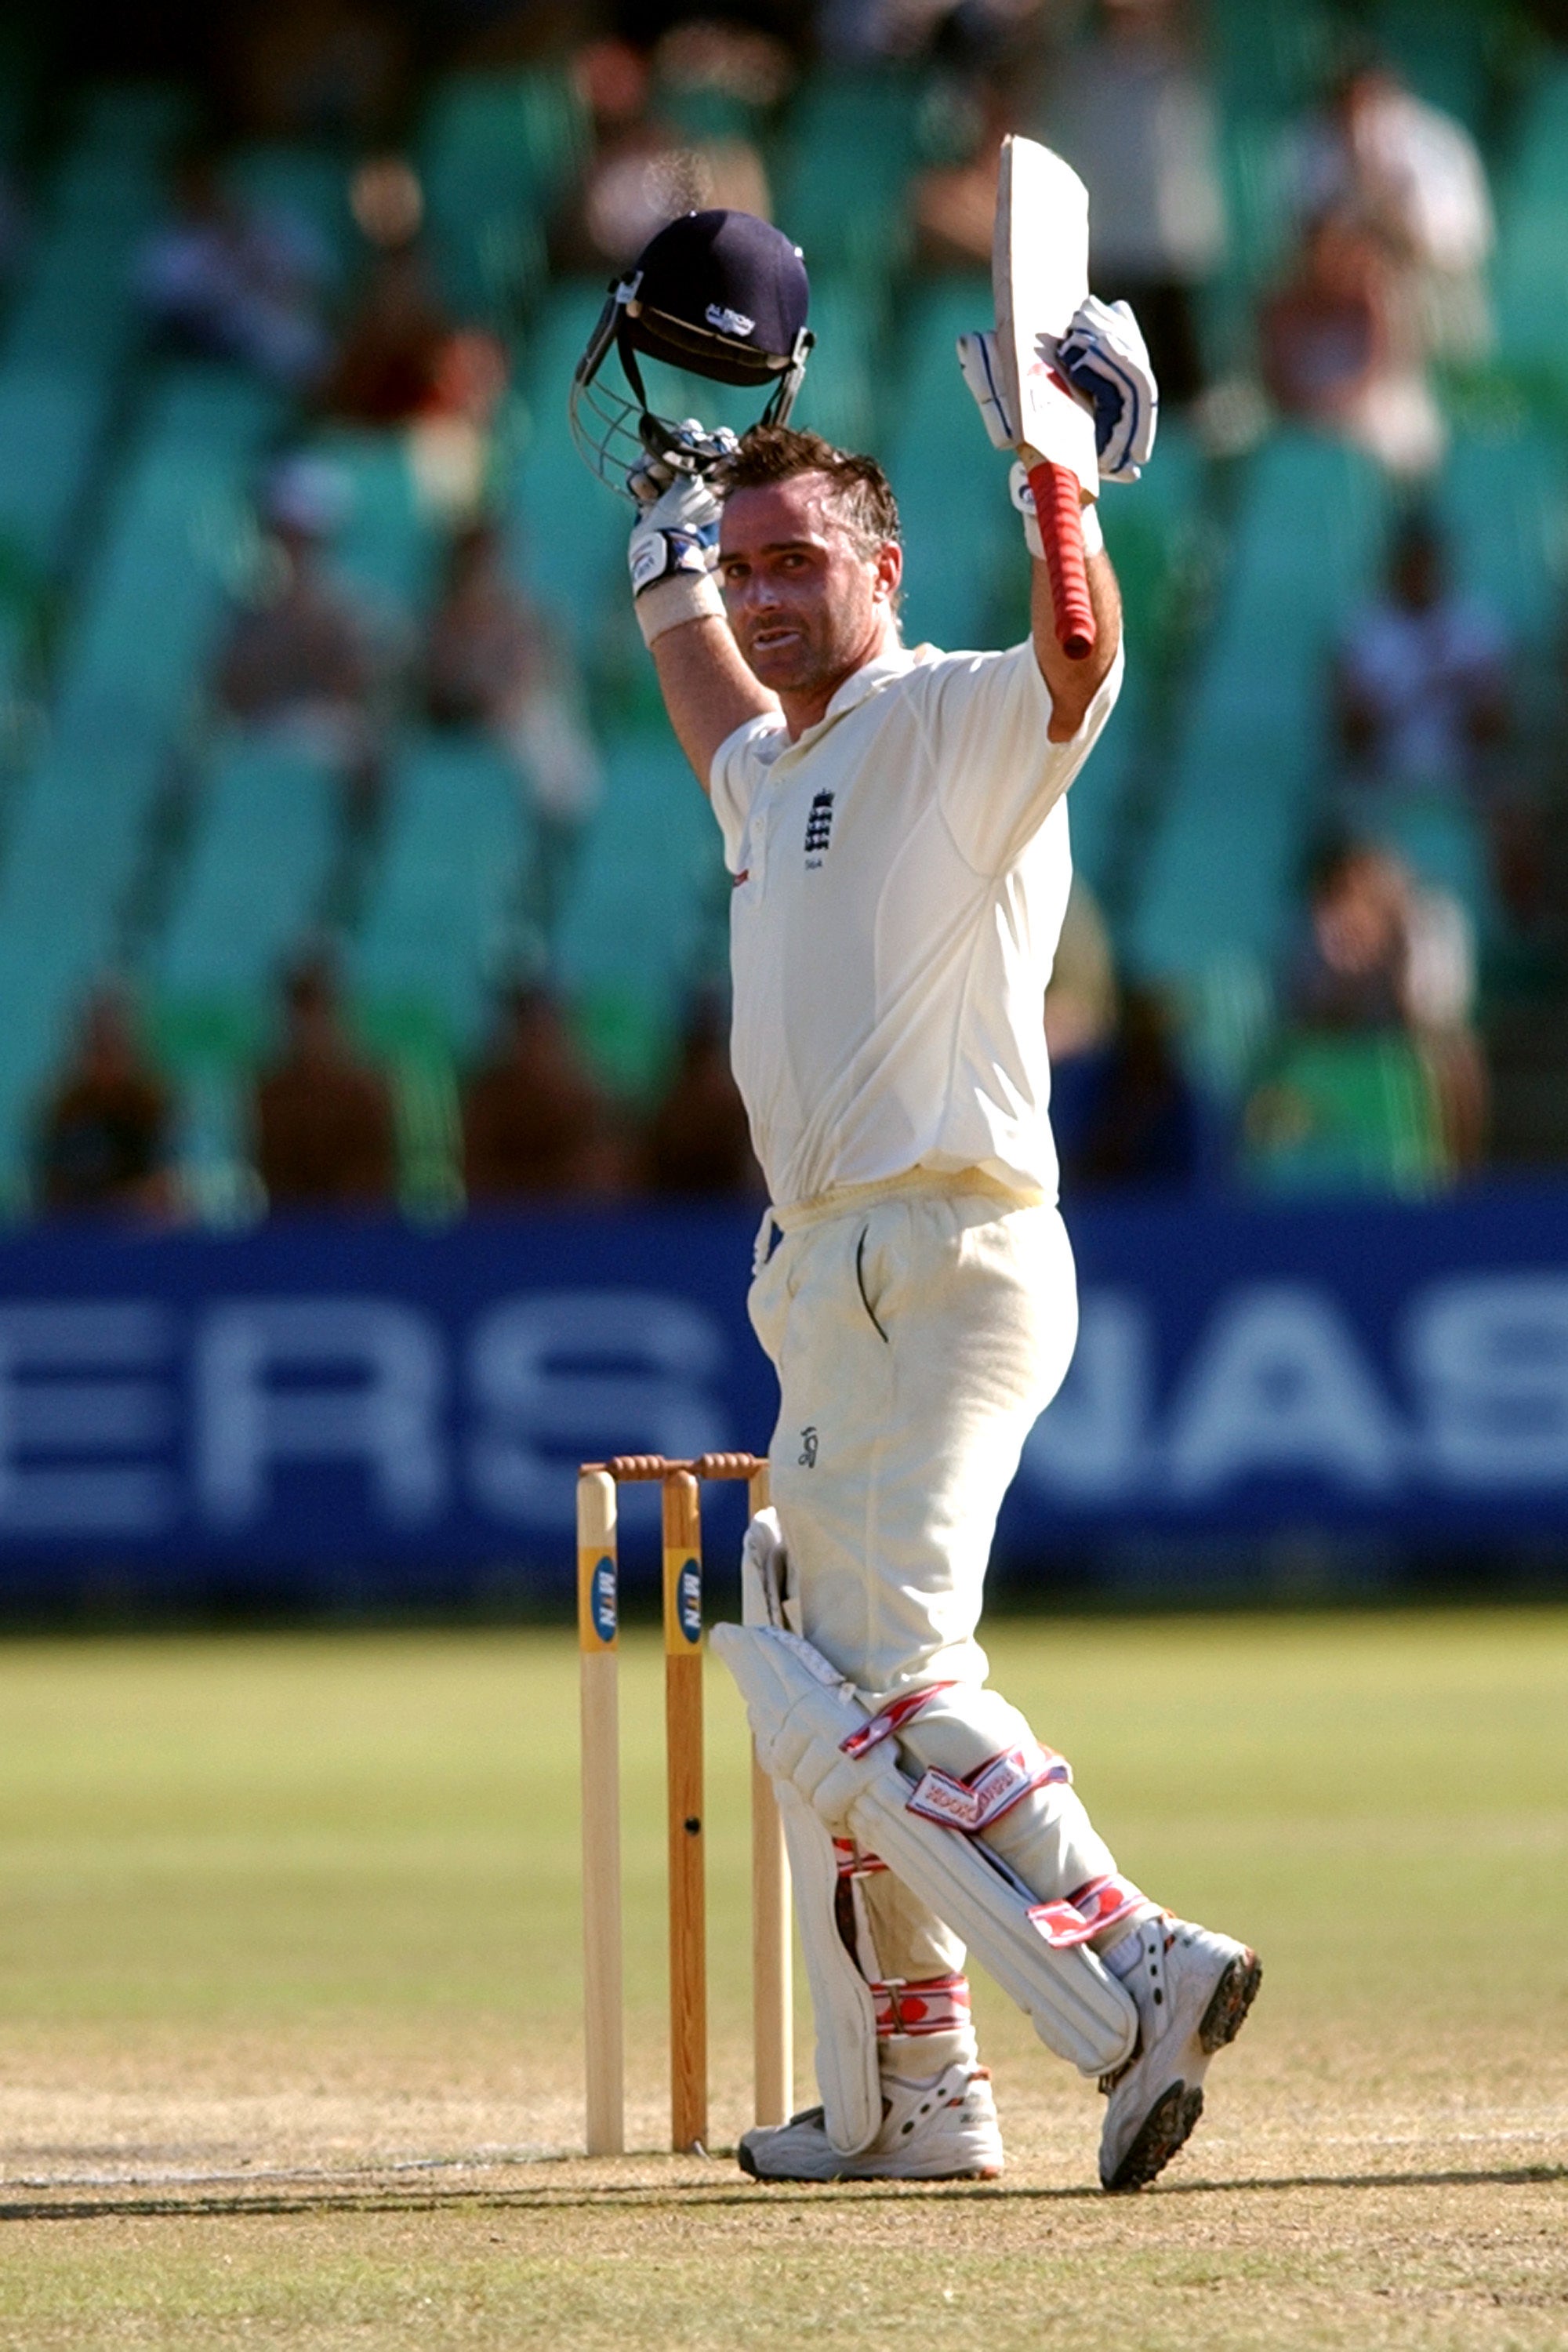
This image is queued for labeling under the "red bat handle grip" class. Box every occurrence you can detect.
[1028,459,1096,662]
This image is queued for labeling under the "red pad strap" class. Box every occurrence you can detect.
[839,1681,956,1759]
[906,1740,1072,1835]
[833,1837,890,1880]
[1028,1873,1146,1950]
[872,1973,971,2038]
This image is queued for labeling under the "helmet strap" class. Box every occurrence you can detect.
[614,321,665,457]
[763,328,815,430]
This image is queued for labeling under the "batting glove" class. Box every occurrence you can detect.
[956,329,1018,451]
[627,466,722,597]
[1057,296,1158,483]
[626,447,726,647]
[957,333,1104,559]
[1008,459,1102,559]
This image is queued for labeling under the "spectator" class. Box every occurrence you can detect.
[1335,511,1509,794]
[1287,839,1485,1168]
[34,983,174,1218]
[463,985,620,1201]
[552,37,771,275]
[1067,983,1206,1191]
[217,456,377,770]
[641,993,760,1196]
[1044,0,1226,406]
[406,329,512,527]
[252,956,397,1210]
[1259,209,1444,477]
[321,158,452,427]
[1291,57,1494,364]
[425,524,601,927]
[137,148,332,390]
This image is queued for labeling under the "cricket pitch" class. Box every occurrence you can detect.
[0,1610,1562,2348]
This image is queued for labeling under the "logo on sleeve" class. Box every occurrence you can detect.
[804,791,834,868]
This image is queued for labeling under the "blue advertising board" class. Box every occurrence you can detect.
[0,1189,1566,1606]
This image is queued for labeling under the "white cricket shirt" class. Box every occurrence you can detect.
[710,636,1123,1209]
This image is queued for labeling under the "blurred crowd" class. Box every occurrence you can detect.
[37,959,762,1215]
[13,0,1568,1216]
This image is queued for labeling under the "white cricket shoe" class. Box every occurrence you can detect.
[1098,1916,1261,2192]
[737,2063,1003,2182]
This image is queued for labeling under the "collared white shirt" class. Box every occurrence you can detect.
[709,636,1123,1209]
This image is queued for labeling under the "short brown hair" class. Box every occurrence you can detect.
[713,425,901,560]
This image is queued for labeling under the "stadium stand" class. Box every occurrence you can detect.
[419,67,585,328]
[0,364,278,1203]
[506,280,628,670]
[1127,431,1389,984]
[157,739,341,1032]
[1491,57,1568,401]
[353,728,534,1056]
[554,727,727,1101]
[0,15,1565,1216]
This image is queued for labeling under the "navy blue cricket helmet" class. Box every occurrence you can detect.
[570,209,813,495]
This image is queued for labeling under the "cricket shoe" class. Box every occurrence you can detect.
[1098,1917,1261,2193]
[737,2064,1002,2182]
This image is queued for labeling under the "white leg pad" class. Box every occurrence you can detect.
[774,1781,884,2154]
[710,1624,1138,2079]
[740,1509,880,2152]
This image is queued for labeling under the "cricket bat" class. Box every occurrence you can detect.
[993,134,1100,661]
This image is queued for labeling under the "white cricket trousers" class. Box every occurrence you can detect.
[748,1170,1122,1994]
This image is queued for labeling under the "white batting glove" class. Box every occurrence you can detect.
[1057,296,1158,483]
[959,333,1105,560]
[956,329,1018,451]
[1008,460,1102,558]
[627,466,722,597]
[626,441,726,646]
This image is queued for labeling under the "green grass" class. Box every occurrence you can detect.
[0,1611,1563,2348]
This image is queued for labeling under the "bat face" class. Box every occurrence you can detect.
[993,134,1099,495]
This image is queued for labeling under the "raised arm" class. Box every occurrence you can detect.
[958,294,1150,742]
[1031,533,1121,743]
[648,608,776,789]
[629,470,776,792]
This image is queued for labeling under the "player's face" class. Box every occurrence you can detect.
[717,476,899,701]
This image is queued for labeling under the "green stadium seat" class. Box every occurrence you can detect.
[785,273,877,456]
[311,427,442,630]
[420,68,585,325]
[1128,430,1388,987]
[0,366,279,1200]
[1492,61,1568,396]
[1439,421,1568,652]
[507,281,632,664]
[554,728,727,1097]
[884,276,1007,655]
[773,70,923,286]
[1371,0,1494,132]
[353,730,535,1054]
[0,366,115,579]
[2,89,180,374]
[223,143,357,296]
[157,739,340,1019]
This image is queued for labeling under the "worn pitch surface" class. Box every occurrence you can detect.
[0,1613,1562,2348]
